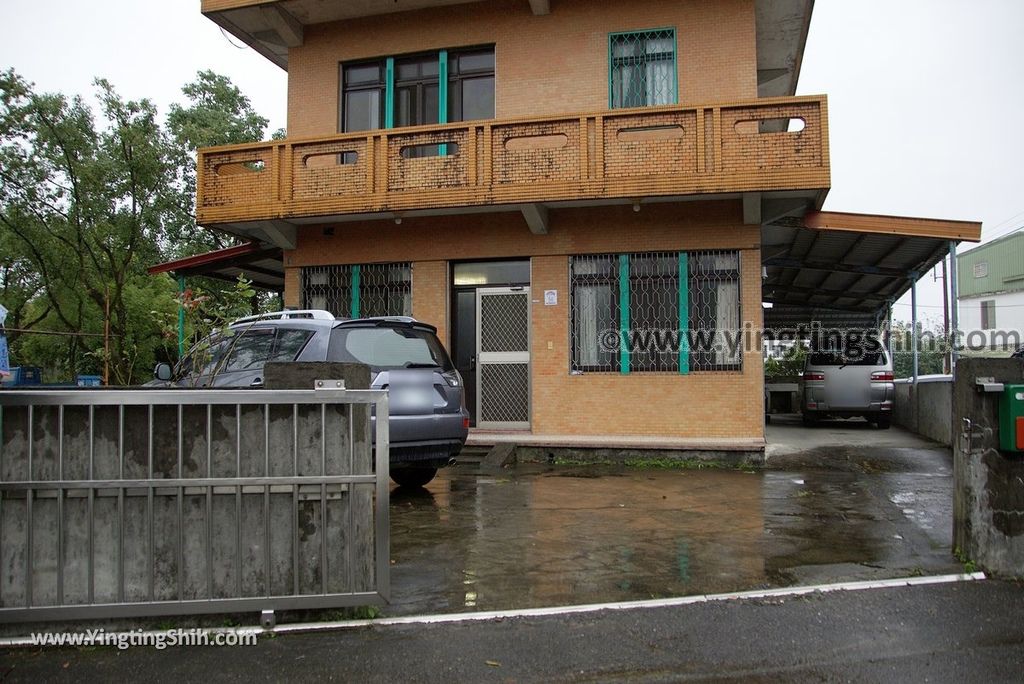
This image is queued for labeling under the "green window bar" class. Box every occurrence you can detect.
[350,265,361,318]
[678,252,689,374]
[384,57,395,129]
[608,28,678,109]
[619,253,630,374]
[438,49,449,156]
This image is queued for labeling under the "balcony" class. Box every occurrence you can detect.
[196,95,829,238]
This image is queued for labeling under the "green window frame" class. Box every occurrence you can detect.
[340,46,495,137]
[608,28,678,109]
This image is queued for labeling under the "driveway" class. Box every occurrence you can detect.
[388,418,957,616]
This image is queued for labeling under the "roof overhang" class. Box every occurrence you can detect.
[762,211,982,329]
[204,0,814,93]
[148,242,284,291]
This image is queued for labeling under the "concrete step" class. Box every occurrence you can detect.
[454,445,490,466]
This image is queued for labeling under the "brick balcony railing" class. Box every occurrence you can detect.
[196,95,829,226]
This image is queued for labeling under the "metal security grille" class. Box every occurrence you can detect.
[359,263,412,318]
[569,254,620,372]
[630,252,680,372]
[0,386,391,622]
[479,364,530,424]
[689,251,742,372]
[476,288,530,429]
[609,29,677,109]
[569,250,741,373]
[301,263,411,319]
[301,266,351,318]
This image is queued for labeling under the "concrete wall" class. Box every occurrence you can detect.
[952,358,1024,578]
[893,377,953,446]
[0,372,375,616]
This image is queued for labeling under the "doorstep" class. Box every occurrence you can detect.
[467,430,766,452]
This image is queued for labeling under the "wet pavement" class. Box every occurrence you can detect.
[387,417,958,616]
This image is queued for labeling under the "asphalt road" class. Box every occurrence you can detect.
[3,579,1022,682]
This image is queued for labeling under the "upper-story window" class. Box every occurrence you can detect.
[609,29,677,109]
[448,49,495,122]
[341,62,386,132]
[340,47,495,135]
[394,55,441,128]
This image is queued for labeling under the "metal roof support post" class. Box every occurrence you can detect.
[177,274,186,358]
[910,273,919,384]
[886,299,894,362]
[948,241,959,370]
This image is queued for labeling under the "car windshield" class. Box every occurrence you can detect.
[808,350,887,366]
[328,325,454,372]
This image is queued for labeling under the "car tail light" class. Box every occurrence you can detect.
[463,417,470,429]
[805,372,825,381]
[441,369,463,387]
[871,371,894,381]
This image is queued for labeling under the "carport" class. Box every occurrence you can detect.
[762,210,982,377]
[148,241,284,355]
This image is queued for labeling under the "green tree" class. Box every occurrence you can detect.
[0,70,171,383]
[889,322,948,378]
[0,69,273,384]
[165,70,269,258]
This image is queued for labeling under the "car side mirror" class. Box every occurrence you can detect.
[154,362,173,382]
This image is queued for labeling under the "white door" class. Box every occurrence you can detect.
[476,287,531,430]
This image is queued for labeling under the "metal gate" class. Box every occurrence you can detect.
[0,385,389,623]
[476,287,531,430]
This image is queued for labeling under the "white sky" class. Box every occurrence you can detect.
[2,0,1022,327]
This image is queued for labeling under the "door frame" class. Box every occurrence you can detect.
[475,286,531,430]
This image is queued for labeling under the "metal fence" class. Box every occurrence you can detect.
[0,384,389,623]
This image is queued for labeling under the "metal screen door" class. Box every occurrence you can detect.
[476,287,531,430]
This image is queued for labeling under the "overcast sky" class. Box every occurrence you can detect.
[2,0,1022,326]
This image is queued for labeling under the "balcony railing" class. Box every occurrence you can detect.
[196,95,829,226]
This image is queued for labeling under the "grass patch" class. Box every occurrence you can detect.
[622,458,756,472]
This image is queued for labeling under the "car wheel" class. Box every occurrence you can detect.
[390,467,438,488]
[802,413,818,427]
[875,415,891,430]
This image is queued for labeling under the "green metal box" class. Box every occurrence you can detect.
[998,384,1024,452]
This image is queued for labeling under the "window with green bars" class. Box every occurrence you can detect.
[569,250,741,373]
[608,28,677,109]
[300,263,412,319]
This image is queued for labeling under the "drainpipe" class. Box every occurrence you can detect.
[948,241,959,370]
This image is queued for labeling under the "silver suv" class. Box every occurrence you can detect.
[153,311,469,487]
[801,347,895,428]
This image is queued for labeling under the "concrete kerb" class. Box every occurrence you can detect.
[0,573,985,647]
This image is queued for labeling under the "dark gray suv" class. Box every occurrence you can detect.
[153,311,469,487]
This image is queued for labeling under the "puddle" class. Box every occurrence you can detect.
[385,456,958,616]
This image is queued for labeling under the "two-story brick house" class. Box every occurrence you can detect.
[185,0,979,452]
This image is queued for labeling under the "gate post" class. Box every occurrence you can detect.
[952,358,1024,576]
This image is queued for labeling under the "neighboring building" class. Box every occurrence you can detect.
[183,0,980,451]
[957,231,1024,355]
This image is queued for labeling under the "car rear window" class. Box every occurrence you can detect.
[328,325,454,372]
[808,350,887,366]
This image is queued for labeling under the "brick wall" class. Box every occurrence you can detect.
[287,0,758,138]
[284,200,765,440]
